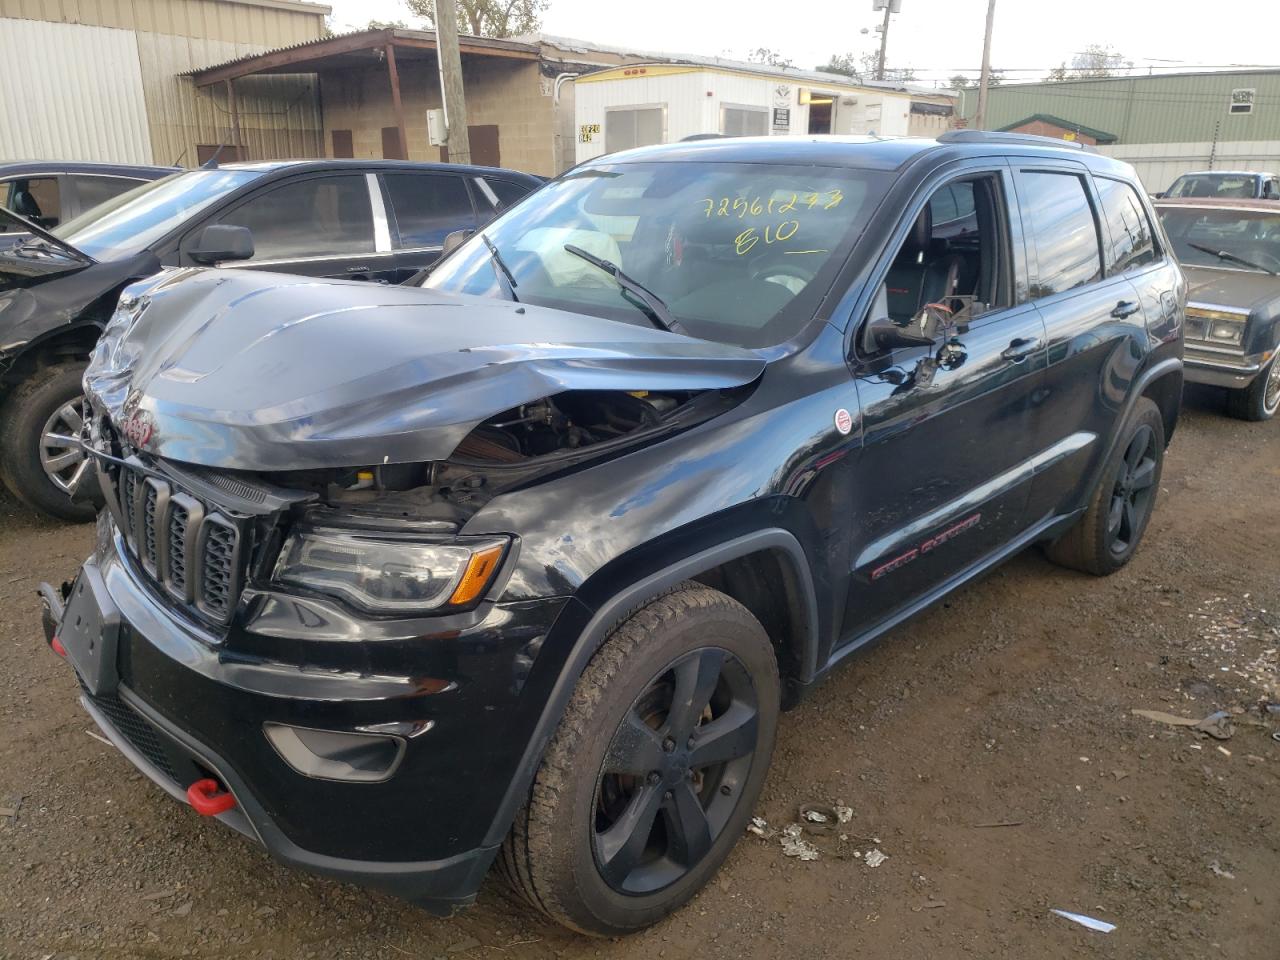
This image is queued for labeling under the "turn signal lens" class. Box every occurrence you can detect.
[448,543,506,606]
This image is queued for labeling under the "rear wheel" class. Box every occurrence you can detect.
[1225,353,1280,421]
[500,584,779,936]
[0,362,100,522]
[1044,397,1164,576]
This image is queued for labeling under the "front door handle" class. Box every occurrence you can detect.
[1111,300,1142,319]
[1001,337,1041,362]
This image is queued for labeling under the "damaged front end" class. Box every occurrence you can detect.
[81,268,764,629]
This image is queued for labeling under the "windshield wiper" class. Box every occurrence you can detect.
[481,233,520,301]
[1186,241,1278,276]
[562,243,685,334]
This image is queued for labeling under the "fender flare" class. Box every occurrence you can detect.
[1078,355,1182,511]
[480,527,819,848]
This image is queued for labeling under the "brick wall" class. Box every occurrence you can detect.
[319,56,555,175]
[1006,118,1098,146]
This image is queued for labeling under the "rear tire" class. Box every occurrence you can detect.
[0,362,100,522]
[1044,397,1165,576]
[499,583,779,936]
[1225,353,1279,421]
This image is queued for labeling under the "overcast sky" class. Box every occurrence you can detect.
[324,0,1280,86]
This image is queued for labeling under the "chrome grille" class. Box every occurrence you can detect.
[102,457,244,626]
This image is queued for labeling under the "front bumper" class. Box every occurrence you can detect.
[1183,343,1269,389]
[40,532,569,913]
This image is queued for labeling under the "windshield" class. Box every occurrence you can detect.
[50,169,261,260]
[1159,205,1280,273]
[422,160,890,347]
[1166,174,1258,199]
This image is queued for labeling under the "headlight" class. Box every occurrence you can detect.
[1207,319,1245,344]
[273,527,507,613]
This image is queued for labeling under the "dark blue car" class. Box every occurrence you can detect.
[0,161,173,248]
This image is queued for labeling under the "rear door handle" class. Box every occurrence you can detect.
[1001,337,1041,362]
[1111,300,1142,319]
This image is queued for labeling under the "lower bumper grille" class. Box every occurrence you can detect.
[84,688,179,784]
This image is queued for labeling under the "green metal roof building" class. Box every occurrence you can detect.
[956,70,1280,189]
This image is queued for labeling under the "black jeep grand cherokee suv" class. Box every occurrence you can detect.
[41,132,1185,936]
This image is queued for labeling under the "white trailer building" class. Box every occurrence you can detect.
[572,60,956,164]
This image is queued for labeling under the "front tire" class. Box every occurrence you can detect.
[0,362,100,522]
[1226,353,1280,421]
[500,584,779,936]
[1044,397,1165,576]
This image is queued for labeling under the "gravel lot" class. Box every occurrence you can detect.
[1,386,1277,960]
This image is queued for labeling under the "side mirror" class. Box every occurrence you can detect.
[190,224,254,265]
[864,314,935,354]
[441,228,474,258]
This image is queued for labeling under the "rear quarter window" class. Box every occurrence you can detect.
[1095,178,1158,273]
[384,173,476,247]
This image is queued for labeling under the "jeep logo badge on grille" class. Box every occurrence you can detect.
[120,411,155,448]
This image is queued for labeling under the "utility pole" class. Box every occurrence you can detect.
[434,0,471,164]
[874,0,895,81]
[974,0,997,129]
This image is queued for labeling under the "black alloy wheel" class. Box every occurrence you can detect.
[593,647,759,895]
[499,584,779,936]
[1106,423,1158,558]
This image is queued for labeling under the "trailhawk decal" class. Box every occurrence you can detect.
[869,513,983,581]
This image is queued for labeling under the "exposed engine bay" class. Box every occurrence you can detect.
[260,388,738,529]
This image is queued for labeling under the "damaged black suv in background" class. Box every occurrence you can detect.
[41,133,1185,936]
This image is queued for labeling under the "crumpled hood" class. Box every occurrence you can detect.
[85,268,766,471]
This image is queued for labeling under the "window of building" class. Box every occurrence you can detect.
[214,175,374,261]
[332,129,354,158]
[605,106,665,153]
[382,127,406,160]
[383,172,476,247]
[1015,170,1103,298]
[1095,178,1158,274]
[721,104,769,137]
[1229,88,1255,115]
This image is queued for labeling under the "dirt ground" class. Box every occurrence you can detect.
[1,385,1277,960]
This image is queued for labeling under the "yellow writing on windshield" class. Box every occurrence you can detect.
[701,189,843,218]
[734,220,800,255]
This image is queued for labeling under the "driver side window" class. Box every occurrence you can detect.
[864,172,1011,353]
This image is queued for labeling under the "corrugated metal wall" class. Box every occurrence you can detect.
[0,17,153,161]
[0,0,324,164]
[1097,140,1280,193]
[0,0,322,47]
[136,33,321,165]
[959,71,1280,144]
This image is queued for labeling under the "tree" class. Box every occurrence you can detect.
[748,47,794,70]
[949,69,1004,89]
[816,50,916,83]
[366,18,408,29]
[1048,44,1132,80]
[405,0,549,38]
[818,52,862,80]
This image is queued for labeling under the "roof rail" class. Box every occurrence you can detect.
[937,129,1096,153]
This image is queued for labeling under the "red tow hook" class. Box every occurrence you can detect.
[186,778,236,816]
[50,635,68,658]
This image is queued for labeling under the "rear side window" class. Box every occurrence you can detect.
[1095,178,1158,274]
[214,175,374,261]
[383,173,476,247]
[484,177,534,211]
[2,176,60,229]
[1016,170,1102,297]
[71,175,144,211]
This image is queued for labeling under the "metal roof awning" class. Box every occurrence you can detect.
[184,27,539,87]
